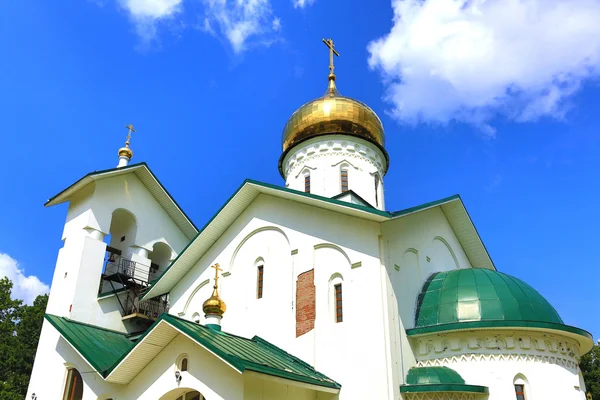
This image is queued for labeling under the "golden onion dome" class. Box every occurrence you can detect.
[118,146,133,159]
[202,287,226,316]
[279,77,388,176]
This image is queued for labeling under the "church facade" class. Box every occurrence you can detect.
[27,42,593,400]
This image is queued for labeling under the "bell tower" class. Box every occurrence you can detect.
[43,126,194,332]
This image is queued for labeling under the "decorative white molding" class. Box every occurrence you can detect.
[414,331,581,370]
[416,353,579,373]
[284,136,386,178]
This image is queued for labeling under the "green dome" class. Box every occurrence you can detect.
[415,269,564,330]
[406,367,465,385]
[401,367,489,394]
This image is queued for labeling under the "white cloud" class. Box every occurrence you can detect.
[0,253,49,305]
[293,0,315,9]
[118,0,183,42]
[202,0,279,53]
[368,0,600,135]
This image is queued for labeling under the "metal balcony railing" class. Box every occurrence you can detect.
[101,248,169,321]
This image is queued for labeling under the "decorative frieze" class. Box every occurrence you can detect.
[284,137,385,178]
[413,330,580,372]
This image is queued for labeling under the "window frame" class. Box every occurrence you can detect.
[514,383,525,400]
[304,173,311,193]
[62,368,83,400]
[340,169,349,192]
[334,283,343,323]
[257,265,264,299]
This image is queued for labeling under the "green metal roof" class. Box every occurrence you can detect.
[46,313,340,390]
[408,269,593,346]
[142,179,494,301]
[406,366,465,385]
[44,314,134,374]
[159,314,341,389]
[400,367,488,394]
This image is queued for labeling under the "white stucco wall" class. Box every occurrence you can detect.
[169,194,390,400]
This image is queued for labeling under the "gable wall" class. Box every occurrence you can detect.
[168,193,390,399]
[379,205,474,396]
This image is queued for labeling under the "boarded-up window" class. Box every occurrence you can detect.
[296,269,315,337]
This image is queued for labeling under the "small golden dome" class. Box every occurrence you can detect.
[202,287,226,316]
[118,146,133,159]
[279,78,387,176]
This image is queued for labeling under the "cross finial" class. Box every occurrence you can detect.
[211,263,223,289]
[322,38,340,80]
[124,124,136,147]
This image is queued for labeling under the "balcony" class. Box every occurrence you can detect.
[101,247,169,323]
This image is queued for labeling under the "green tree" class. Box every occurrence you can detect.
[581,341,600,399]
[0,277,48,399]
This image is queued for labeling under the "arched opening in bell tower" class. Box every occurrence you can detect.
[149,241,173,281]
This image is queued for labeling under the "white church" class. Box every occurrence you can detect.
[27,41,593,400]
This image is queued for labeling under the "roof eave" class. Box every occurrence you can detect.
[44,162,198,239]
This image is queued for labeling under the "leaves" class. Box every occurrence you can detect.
[0,277,48,398]
[581,342,600,399]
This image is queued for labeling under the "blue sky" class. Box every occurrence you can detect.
[1,0,599,339]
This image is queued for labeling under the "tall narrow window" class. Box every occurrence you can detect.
[62,369,83,400]
[304,173,311,193]
[257,265,264,298]
[334,283,343,322]
[374,175,380,206]
[341,169,349,192]
[181,357,188,371]
[514,384,526,400]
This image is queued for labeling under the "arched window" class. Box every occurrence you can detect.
[181,357,188,372]
[514,374,529,400]
[340,168,349,192]
[329,273,344,323]
[62,368,83,400]
[176,353,189,373]
[257,264,264,299]
[304,172,311,193]
[334,283,343,322]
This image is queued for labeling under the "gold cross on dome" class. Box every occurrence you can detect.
[124,124,136,146]
[322,38,340,77]
[211,263,223,288]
